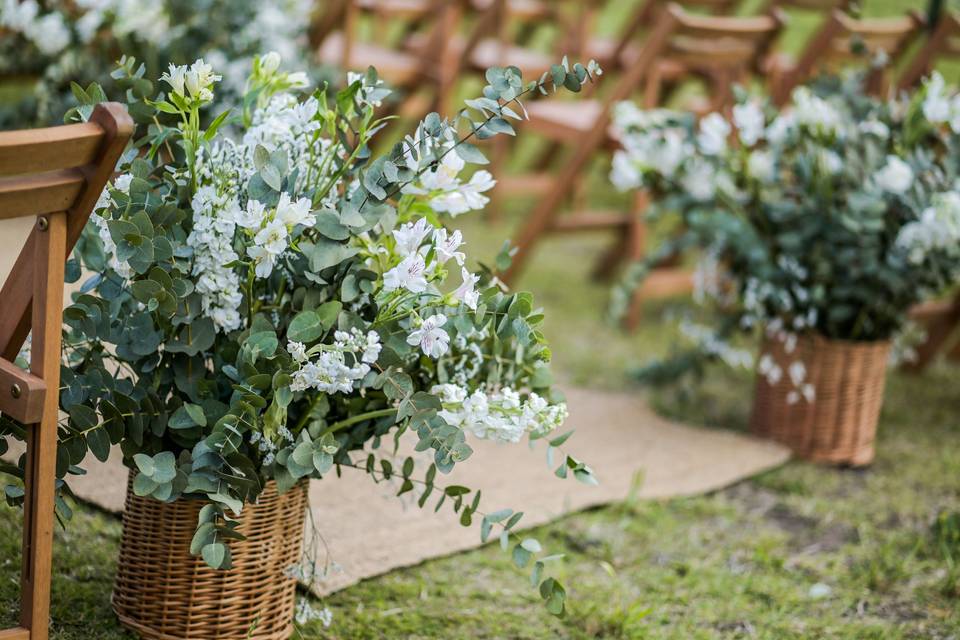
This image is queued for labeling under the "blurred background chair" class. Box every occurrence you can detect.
[771,9,925,102]
[314,0,465,119]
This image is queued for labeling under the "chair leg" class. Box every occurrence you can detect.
[903,297,960,372]
[20,212,67,640]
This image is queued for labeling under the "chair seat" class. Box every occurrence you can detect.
[318,32,423,86]
[524,99,605,142]
[468,39,555,77]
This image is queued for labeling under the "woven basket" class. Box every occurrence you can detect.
[113,475,309,640]
[750,334,891,466]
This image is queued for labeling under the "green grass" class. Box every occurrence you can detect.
[3,0,960,637]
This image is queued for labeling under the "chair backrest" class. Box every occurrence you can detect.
[764,0,850,13]
[0,102,132,640]
[663,6,785,71]
[779,10,924,100]
[462,0,603,66]
[898,11,960,90]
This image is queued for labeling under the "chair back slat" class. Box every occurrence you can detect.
[0,169,86,220]
[898,12,960,90]
[0,122,104,177]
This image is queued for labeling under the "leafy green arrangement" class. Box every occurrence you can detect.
[0,0,311,127]
[0,54,603,615]
[610,72,960,388]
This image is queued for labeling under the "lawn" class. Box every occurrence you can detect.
[3,0,959,638]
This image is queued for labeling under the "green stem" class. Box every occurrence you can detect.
[322,407,397,435]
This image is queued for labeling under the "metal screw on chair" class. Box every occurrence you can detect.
[11,384,22,399]
[37,216,49,231]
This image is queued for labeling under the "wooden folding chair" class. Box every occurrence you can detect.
[499,5,782,328]
[898,11,960,90]
[0,103,132,640]
[903,293,960,372]
[640,8,785,114]
[460,0,603,80]
[584,0,742,74]
[770,10,925,103]
[314,0,465,118]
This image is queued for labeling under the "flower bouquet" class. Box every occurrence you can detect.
[610,72,960,464]
[0,53,602,637]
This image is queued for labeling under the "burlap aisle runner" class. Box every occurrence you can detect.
[3,386,789,596]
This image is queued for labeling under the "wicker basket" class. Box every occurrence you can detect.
[113,475,309,640]
[750,334,891,466]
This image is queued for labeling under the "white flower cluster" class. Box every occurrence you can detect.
[874,156,913,195]
[161,59,222,104]
[400,126,496,216]
[75,0,170,45]
[431,384,567,444]
[678,321,753,370]
[1,0,70,55]
[921,72,960,134]
[288,329,381,394]
[382,218,480,310]
[242,93,340,208]
[188,162,246,332]
[896,191,960,265]
[91,173,135,279]
[294,600,332,627]
[235,193,316,278]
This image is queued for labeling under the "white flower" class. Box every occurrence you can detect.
[276,192,315,228]
[682,158,717,201]
[896,191,960,264]
[287,341,308,362]
[161,63,188,99]
[261,51,282,74]
[859,119,889,139]
[254,218,289,256]
[697,113,731,155]
[433,228,465,266]
[819,150,843,175]
[875,156,913,195]
[247,245,278,278]
[361,331,381,363]
[922,72,952,124]
[733,101,765,146]
[429,170,496,216]
[392,218,432,257]
[234,199,269,229]
[31,13,70,55]
[766,113,794,144]
[383,253,429,293]
[407,314,449,358]
[791,87,842,136]
[453,268,480,310]
[184,58,220,103]
[747,150,775,183]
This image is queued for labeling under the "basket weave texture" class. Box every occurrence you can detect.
[750,334,890,466]
[113,474,309,640]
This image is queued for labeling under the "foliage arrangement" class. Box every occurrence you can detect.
[0,54,603,615]
[0,0,311,126]
[610,72,960,391]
